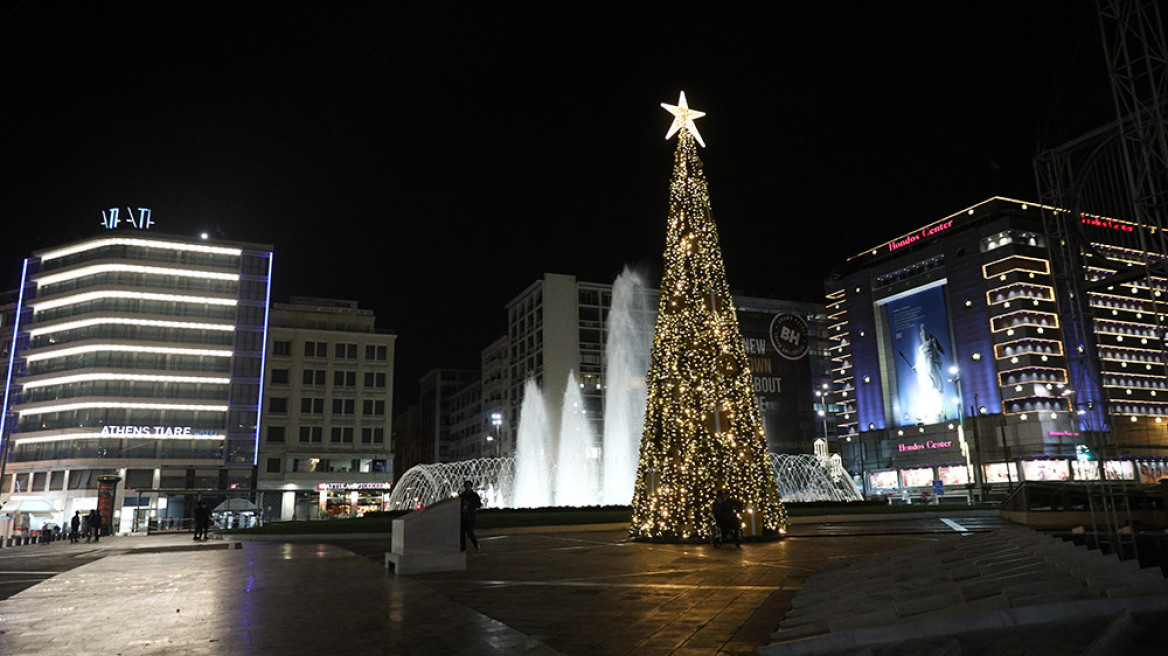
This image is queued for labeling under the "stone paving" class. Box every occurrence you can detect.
[0,527,939,655]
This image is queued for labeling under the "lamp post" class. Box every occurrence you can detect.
[947,365,981,501]
[815,383,831,440]
[488,412,503,458]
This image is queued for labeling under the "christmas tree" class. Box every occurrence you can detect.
[629,92,787,542]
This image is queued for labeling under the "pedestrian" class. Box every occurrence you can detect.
[194,501,211,540]
[459,480,482,553]
[70,511,81,543]
[88,509,102,543]
[713,489,744,548]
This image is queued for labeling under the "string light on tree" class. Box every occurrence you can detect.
[630,92,787,542]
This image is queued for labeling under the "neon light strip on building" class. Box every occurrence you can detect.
[39,237,243,261]
[34,263,240,287]
[0,260,29,456]
[29,290,238,312]
[255,253,274,465]
[17,401,229,416]
[28,316,236,337]
[25,343,234,362]
[21,372,231,389]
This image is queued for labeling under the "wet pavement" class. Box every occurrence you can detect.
[0,515,1004,655]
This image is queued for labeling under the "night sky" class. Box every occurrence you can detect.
[0,3,1119,410]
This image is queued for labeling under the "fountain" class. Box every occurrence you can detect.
[554,371,599,506]
[601,268,653,504]
[386,268,862,511]
[512,378,552,508]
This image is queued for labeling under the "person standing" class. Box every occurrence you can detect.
[713,489,744,549]
[459,480,482,553]
[70,511,81,543]
[88,509,102,543]
[193,501,211,540]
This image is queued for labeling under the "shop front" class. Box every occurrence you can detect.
[316,482,393,517]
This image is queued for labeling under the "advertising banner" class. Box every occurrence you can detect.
[938,465,970,486]
[882,284,958,427]
[901,467,934,487]
[868,470,899,489]
[1021,460,1070,481]
[737,309,814,454]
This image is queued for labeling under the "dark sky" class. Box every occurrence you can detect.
[0,2,1119,409]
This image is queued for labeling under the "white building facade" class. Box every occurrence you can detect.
[257,297,396,521]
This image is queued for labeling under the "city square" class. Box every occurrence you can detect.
[3,3,1168,654]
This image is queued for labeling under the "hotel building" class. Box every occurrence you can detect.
[0,231,272,533]
[826,197,1168,499]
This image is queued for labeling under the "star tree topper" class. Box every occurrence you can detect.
[661,91,706,147]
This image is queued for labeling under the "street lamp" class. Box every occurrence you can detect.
[947,365,981,502]
[488,412,503,458]
[815,385,831,440]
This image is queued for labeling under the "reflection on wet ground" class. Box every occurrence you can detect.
[0,518,1002,655]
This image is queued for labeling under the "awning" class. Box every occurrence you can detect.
[213,498,259,512]
[1,497,61,515]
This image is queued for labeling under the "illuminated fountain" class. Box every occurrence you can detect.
[385,268,859,510]
[386,450,860,510]
[601,268,653,504]
[512,378,553,507]
[553,371,599,506]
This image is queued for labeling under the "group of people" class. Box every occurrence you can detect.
[68,509,104,543]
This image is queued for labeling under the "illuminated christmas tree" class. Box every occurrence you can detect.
[629,92,787,541]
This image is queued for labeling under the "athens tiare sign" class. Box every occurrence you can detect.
[100,425,218,436]
[898,440,954,452]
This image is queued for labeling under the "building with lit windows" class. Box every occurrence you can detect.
[503,273,830,458]
[826,197,1168,501]
[0,232,272,534]
[257,297,395,521]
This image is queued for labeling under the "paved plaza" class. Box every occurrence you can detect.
[10,513,1164,655]
[0,520,965,656]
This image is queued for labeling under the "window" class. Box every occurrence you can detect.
[273,340,291,356]
[269,397,288,413]
[298,426,323,443]
[335,343,357,359]
[304,341,327,357]
[361,427,385,444]
[267,426,286,442]
[363,372,386,388]
[302,369,326,386]
[300,398,324,414]
[365,344,388,360]
[266,458,281,473]
[330,427,354,443]
[333,370,356,387]
[270,369,289,385]
[332,398,355,415]
[362,400,385,416]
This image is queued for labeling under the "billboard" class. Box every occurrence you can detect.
[881,283,958,427]
[737,309,814,454]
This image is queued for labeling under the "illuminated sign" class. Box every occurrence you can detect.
[887,219,955,253]
[101,207,154,230]
[316,482,393,491]
[897,440,954,452]
[1081,215,1134,233]
[100,425,218,437]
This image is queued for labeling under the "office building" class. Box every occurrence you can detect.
[257,297,396,521]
